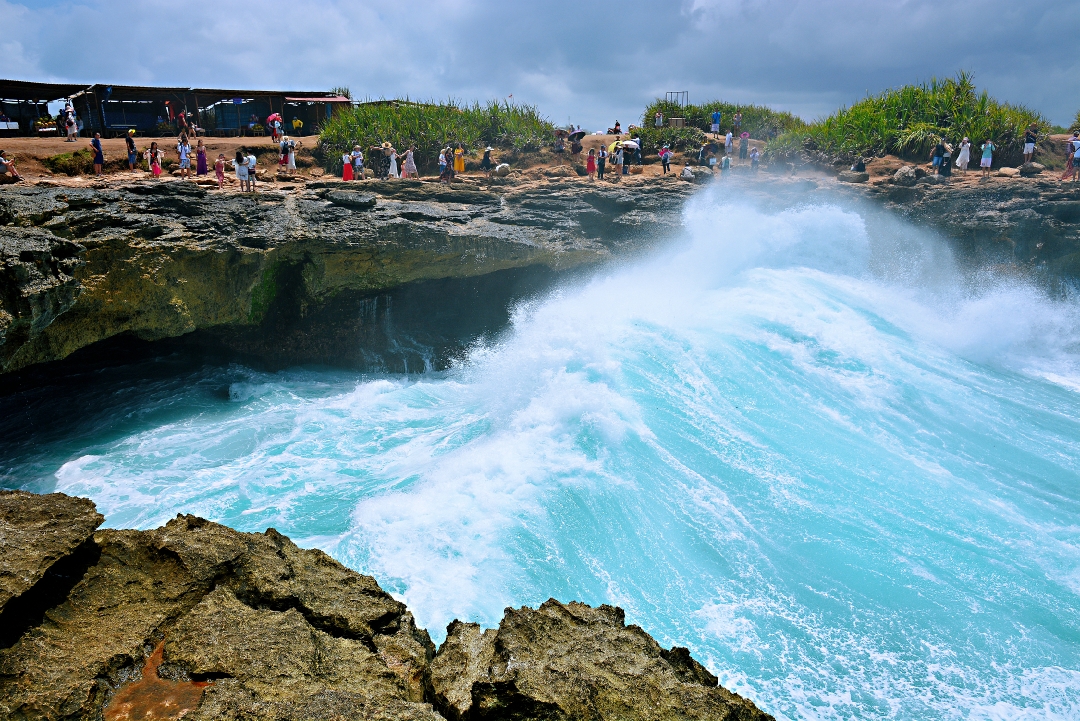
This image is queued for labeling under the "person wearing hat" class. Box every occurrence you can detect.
[659,144,672,174]
[125,129,138,171]
[480,147,494,177]
[292,116,304,136]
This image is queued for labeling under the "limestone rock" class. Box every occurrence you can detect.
[0,490,102,614]
[891,166,918,186]
[1019,162,1046,177]
[837,171,869,183]
[430,599,773,721]
[997,167,1020,177]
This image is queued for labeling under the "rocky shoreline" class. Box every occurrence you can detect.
[2,170,1080,378]
[0,490,773,721]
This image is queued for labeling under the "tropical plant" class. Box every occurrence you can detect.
[768,72,1047,164]
[317,98,556,172]
[634,99,805,153]
[1070,110,1080,134]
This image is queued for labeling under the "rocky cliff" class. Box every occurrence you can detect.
[0,178,693,375]
[0,490,772,721]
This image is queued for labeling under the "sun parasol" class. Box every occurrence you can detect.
[608,141,622,152]
[620,140,639,149]
[568,130,586,142]
[267,113,282,123]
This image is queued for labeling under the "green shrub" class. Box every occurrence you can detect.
[43,149,95,176]
[317,98,556,173]
[1070,110,1080,134]
[769,72,1047,165]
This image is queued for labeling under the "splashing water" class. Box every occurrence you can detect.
[7,187,1080,720]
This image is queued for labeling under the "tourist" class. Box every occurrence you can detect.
[479,147,493,177]
[195,139,208,177]
[246,150,258,190]
[721,154,731,173]
[940,141,952,177]
[402,146,418,178]
[454,143,465,175]
[632,136,642,165]
[980,139,995,177]
[176,136,192,179]
[388,145,400,178]
[733,112,742,132]
[292,116,303,135]
[615,145,625,179]
[89,132,105,177]
[681,163,694,179]
[654,111,663,128]
[956,137,971,173]
[1069,134,1080,183]
[0,150,23,181]
[586,148,596,179]
[65,110,77,142]
[710,109,721,135]
[1061,133,1078,181]
[739,132,749,159]
[931,137,945,173]
[597,144,607,180]
[125,129,138,171]
[613,120,621,134]
[231,150,249,191]
[145,142,163,178]
[248,114,258,135]
[725,130,733,155]
[697,143,708,165]
[659,145,671,174]
[351,146,364,179]
[1023,124,1037,164]
[749,146,760,171]
[285,137,299,175]
[342,150,354,181]
[438,148,448,182]
[177,111,189,137]
[214,153,226,189]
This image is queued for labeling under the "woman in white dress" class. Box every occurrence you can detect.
[388,147,399,178]
[402,146,417,178]
[955,137,971,173]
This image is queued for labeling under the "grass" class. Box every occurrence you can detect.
[768,72,1048,165]
[634,99,805,154]
[317,99,556,173]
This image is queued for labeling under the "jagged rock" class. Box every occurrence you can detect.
[891,166,918,186]
[430,599,773,721]
[1019,162,1046,177]
[0,179,692,375]
[837,171,869,183]
[0,492,774,721]
[0,490,102,614]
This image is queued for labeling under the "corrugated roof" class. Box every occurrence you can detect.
[0,79,91,101]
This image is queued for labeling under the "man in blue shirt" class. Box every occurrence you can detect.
[89,133,104,177]
[710,110,721,134]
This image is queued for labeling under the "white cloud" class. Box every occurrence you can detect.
[1,0,1077,128]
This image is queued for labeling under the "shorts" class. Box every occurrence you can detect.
[93,153,104,165]
[932,156,941,167]
[179,158,190,169]
[128,152,137,165]
[980,157,992,168]
[710,123,719,133]
[1024,143,1035,154]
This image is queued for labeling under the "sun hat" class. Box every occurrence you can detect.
[381,141,392,149]
[485,146,493,151]
[353,145,361,150]
[128,128,135,134]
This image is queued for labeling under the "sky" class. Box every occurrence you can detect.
[3,0,1079,129]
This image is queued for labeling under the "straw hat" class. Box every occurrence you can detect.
[381,141,392,149]
[353,145,361,150]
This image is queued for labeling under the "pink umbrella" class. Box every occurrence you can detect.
[267,113,282,123]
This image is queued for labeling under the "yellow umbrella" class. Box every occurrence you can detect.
[608,141,621,153]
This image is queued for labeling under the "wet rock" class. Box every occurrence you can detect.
[837,170,869,183]
[0,179,692,375]
[430,599,773,721]
[1019,162,1046,177]
[0,490,102,614]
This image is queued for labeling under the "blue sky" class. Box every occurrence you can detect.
[3,0,1078,129]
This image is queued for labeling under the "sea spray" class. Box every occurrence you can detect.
[7,185,1080,720]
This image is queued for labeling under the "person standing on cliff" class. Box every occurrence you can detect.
[980,139,996,177]
[1023,124,1037,164]
[739,131,749,160]
[125,129,138,172]
[733,112,742,132]
[597,144,607,180]
[176,136,192,180]
[89,132,104,177]
[956,137,971,173]
[1061,133,1079,181]
[710,109,721,135]
[586,148,596,179]
[931,138,945,174]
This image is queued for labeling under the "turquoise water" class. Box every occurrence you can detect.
[7,190,1080,719]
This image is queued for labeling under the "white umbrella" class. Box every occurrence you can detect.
[620,140,640,149]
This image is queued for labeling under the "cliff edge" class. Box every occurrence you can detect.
[0,490,773,721]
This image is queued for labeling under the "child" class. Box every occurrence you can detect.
[145,142,162,178]
[586,148,596,180]
[214,153,226,189]
[247,151,258,191]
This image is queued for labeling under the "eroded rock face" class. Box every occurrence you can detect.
[430,599,773,721]
[0,490,102,614]
[0,493,775,721]
[0,179,692,374]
